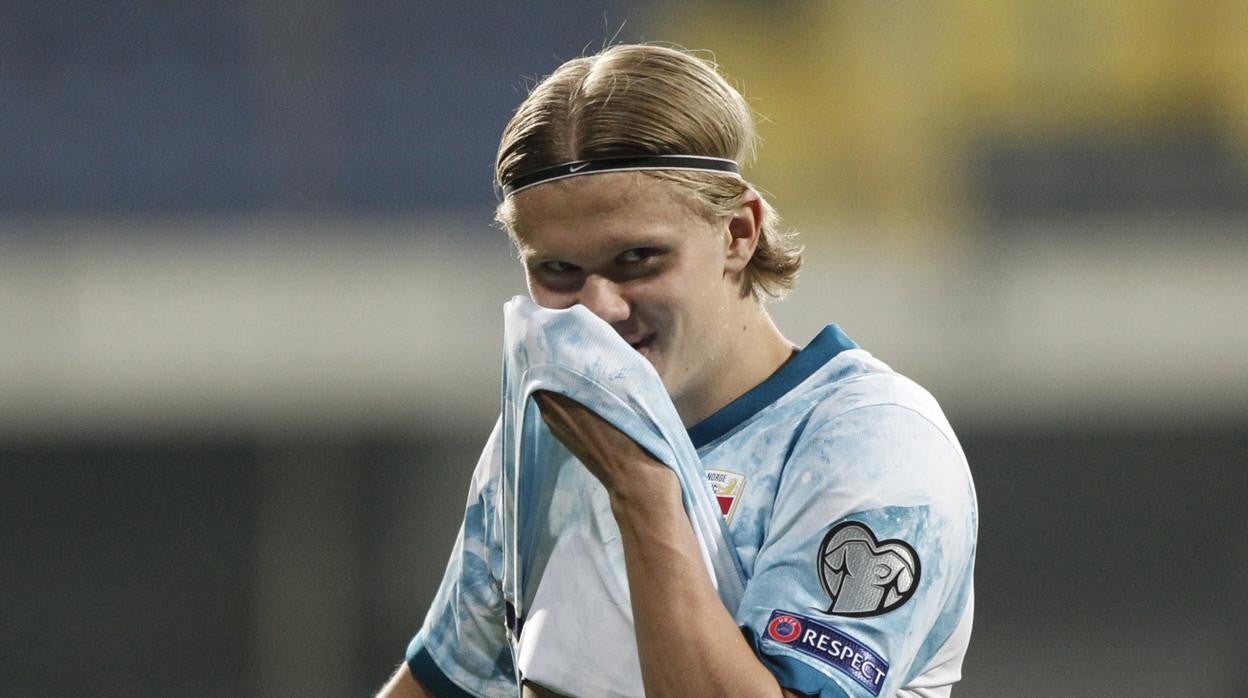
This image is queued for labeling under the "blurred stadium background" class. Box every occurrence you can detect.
[2,1,1246,696]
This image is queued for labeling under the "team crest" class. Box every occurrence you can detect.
[704,469,745,523]
[817,521,920,617]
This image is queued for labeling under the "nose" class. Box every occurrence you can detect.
[578,275,630,323]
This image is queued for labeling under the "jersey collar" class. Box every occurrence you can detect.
[686,324,857,449]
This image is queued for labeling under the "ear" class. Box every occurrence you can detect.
[723,190,763,275]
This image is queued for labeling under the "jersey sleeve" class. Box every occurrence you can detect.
[737,403,977,698]
[406,419,517,698]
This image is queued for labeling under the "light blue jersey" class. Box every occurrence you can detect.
[408,300,977,698]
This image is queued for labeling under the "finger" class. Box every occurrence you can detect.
[534,390,583,414]
[533,391,592,428]
[532,392,579,445]
[533,390,571,413]
[532,391,567,426]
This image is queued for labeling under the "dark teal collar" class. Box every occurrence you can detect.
[687,325,857,449]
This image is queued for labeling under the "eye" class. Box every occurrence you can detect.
[617,247,660,265]
[539,260,580,274]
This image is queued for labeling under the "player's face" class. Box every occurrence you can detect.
[509,173,746,408]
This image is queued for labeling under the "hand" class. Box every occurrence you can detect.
[532,390,674,498]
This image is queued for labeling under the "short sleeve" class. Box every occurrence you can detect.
[737,404,977,698]
[406,420,518,698]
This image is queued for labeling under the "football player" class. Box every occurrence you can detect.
[379,44,977,698]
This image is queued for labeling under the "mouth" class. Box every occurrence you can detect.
[628,333,656,357]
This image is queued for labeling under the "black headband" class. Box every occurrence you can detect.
[499,155,741,197]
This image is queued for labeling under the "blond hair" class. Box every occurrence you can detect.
[495,44,801,300]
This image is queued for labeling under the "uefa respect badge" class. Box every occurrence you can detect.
[764,609,889,695]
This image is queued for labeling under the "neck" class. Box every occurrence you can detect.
[674,303,797,428]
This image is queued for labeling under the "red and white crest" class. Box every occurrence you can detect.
[704,469,746,523]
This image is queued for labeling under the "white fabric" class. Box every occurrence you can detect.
[499,297,745,697]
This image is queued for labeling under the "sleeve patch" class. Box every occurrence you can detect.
[818,521,920,617]
[763,610,889,695]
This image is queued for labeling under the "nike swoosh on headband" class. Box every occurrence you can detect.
[499,155,741,197]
